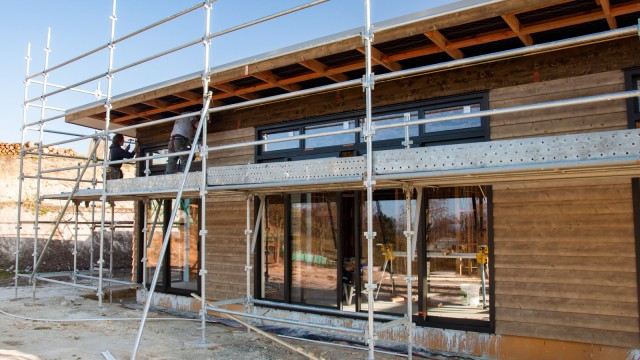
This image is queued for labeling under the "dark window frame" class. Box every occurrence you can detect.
[137,198,202,297]
[255,92,489,162]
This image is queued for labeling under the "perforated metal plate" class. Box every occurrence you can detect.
[375,129,640,175]
[207,156,365,186]
[107,172,202,194]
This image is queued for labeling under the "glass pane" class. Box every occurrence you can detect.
[150,149,168,166]
[424,104,481,133]
[361,112,419,142]
[291,193,338,307]
[262,130,300,152]
[424,186,489,321]
[359,190,417,315]
[304,120,356,149]
[145,200,165,287]
[263,195,286,301]
[169,200,198,291]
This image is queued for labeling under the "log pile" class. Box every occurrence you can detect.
[0,142,78,157]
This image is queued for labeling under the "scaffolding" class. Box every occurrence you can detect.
[12,1,640,359]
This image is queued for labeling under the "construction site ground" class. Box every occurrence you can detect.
[0,281,454,360]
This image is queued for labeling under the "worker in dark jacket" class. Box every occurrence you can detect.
[107,134,138,180]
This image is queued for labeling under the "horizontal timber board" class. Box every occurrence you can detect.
[490,72,624,102]
[496,321,639,348]
[495,294,638,317]
[493,241,635,257]
[493,228,634,241]
[495,281,637,301]
[495,308,638,333]
[493,255,636,270]
[494,268,637,287]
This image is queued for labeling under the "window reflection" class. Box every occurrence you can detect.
[357,190,417,315]
[423,104,481,133]
[262,129,300,152]
[169,200,199,291]
[263,195,286,301]
[145,200,166,288]
[362,112,419,142]
[291,193,338,307]
[424,186,489,321]
[304,120,356,149]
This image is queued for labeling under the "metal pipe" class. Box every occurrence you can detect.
[205,305,365,335]
[205,0,329,41]
[111,39,201,76]
[403,186,414,360]
[33,275,98,291]
[39,132,102,149]
[98,0,118,308]
[26,72,106,104]
[26,2,203,81]
[22,175,99,183]
[75,274,137,286]
[109,203,115,304]
[31,28,53,301]
[362,1,376,358]
[15,42,32,297]
[253,299,400,322]
[245,193,252,314]
[31,80,101,97]
[141,199,149,293]
[30,139,102,279]
[131,93,212,360]
[43,129,89,137]
[25,103,66,112]
[199,1,212,345]
[202,26,637,116]
[73,201,79,285]
[23,114,65,127]
[22,151,92,161]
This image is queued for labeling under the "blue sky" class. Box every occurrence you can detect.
[0,0,458,151]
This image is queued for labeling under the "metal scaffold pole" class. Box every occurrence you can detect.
[15,43,32,297]
[98,0,118,308]
[362,0,376,358]
[131,93,213,359]
[31,28,53,300]
[73,201,79,284]
[199,0,213,345]
[403,185,415,360]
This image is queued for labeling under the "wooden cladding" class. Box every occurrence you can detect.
[493,178,639,348]
[489,71,627,139]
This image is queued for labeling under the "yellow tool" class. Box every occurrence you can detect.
[476,245,488,265]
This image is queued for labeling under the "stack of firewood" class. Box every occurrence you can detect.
[0,142,78,156]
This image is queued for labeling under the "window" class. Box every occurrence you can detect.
[142,199,200,295]
[256,92,488,162]
[304,120,356,149]
[261,129,300,152]
[423,104,481,133]
[624,68,640,129]
[420,186,490,327]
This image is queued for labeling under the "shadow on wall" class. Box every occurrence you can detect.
[0,232,132,273]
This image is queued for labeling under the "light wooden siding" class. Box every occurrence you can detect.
[493,178,640,348]
[207,127,254,167]
[205,128,255,301]
[489,71,627,140]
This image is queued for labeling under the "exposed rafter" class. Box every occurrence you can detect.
[597,0,618,29]
[424,29,464,60]
[68,0,640,126]
[502,14,535,46]
[299,59,349,82]
[252,71,302,92]
[211,83,260,101]
[357,46,403,71]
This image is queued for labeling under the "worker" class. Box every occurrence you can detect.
[166,116,198,174]
[107,134,138,180]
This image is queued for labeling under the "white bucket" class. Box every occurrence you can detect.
[460,283,481,306]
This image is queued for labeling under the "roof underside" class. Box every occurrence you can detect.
[65,0,640,128]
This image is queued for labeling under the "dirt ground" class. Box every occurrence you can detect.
[0,282,439,360]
